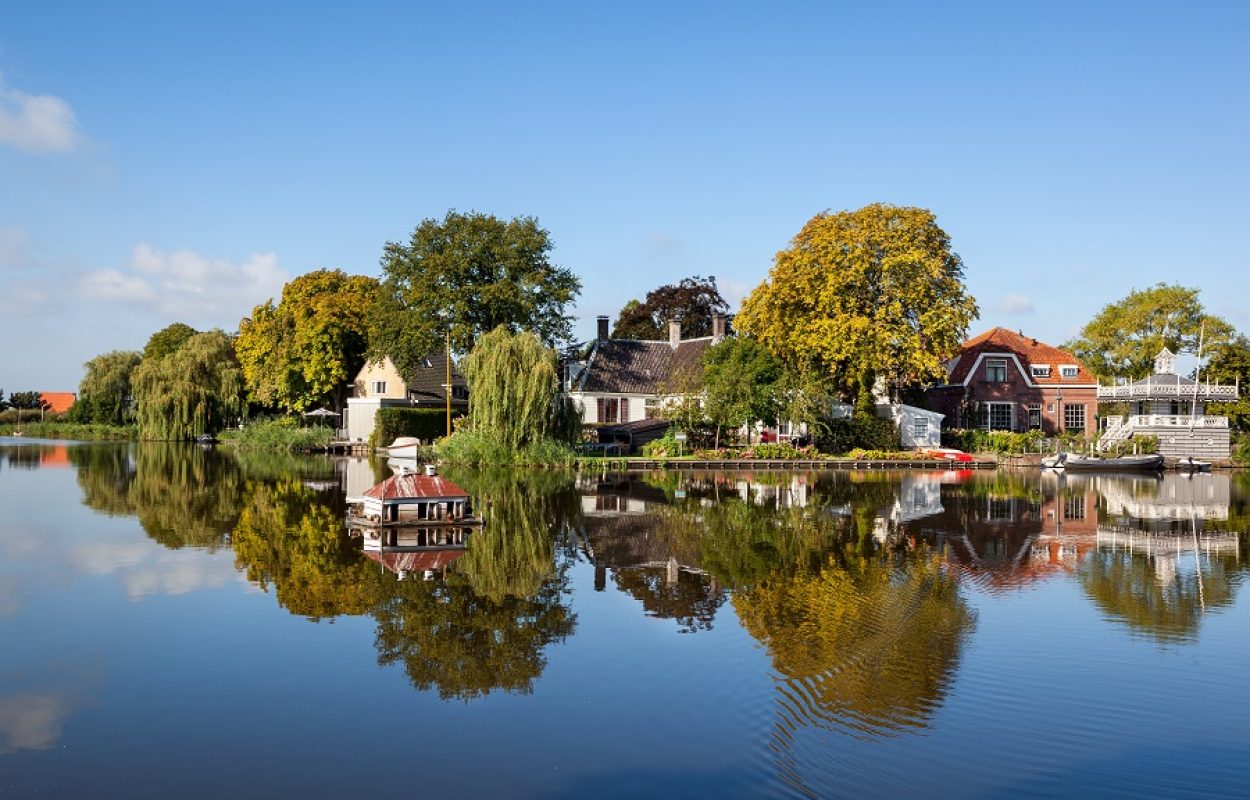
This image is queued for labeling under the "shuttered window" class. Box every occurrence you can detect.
[620,398,630,422]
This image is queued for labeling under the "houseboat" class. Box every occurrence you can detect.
[347,465,481,528]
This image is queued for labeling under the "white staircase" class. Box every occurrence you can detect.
[1096,416,1132,452]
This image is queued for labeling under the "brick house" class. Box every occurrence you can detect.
[925,327,1098,436]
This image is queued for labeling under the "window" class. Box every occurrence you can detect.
[1060,365,1079,378]
[988,498,1014,520]
[1027,404,1042,429]
[987,402,1013,431]
[597,398,619,424]
[371,380,387,394]
[1030,364,1051,378]
[913,418,928,439]
[1063,494,1086,520]
[644,398,660,419]
[986,358,1008,382]
[619,398,630,422]
[1064,404,1086,432]
[451,386,468,401]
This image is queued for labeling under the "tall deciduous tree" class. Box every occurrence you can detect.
[75,350,142,425]
[7,391,47,410]
[133,330,245,440]
[143,322,199,361]
[236,269,379,413]
[735,204,977,407]
[1064,283,1235,378]
[701,337,783,447]
[372,211,580,379]
[460,326,579,449]
[612,275,729,339]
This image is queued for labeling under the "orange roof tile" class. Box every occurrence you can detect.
[362,472,469,501]
[947,328,1096,386]
[39,392,77,414]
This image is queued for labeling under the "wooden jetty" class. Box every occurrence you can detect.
[575,458,996,472]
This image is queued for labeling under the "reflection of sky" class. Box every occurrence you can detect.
[0,693,73,753]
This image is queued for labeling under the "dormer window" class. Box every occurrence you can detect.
[422,357,433,368]
[1060,365,1078,379]
[986,358,1008,382]
[1030,365,1051,378]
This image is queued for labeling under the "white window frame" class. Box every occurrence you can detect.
[1030,364,1051,378]
[986,358,1008,383]
[986,402,1013,431]
[1027,404,1042,430]
[1059,365,1079,378]
[913,417,928,438]
[1064,403,1086,432]
[371,380,387,394]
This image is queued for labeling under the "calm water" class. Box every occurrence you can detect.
[2,440,1248,799]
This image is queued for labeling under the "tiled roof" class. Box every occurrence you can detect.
[580,338,713,394]
[947,328,1096,385]
[363,473,470,501]
[404,354,467,402]
[39,392,76,413]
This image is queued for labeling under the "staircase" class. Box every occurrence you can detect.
[1096,416,1132,452]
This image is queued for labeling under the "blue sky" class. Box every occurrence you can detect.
[2,1,1248,390]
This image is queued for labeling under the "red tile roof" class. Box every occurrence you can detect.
[40,392,76,414]
[362,472,469,501]
[947,328,1096,386]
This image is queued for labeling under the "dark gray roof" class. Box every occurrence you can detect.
[1131,373,1195,387]
[580,338,713,394]
[405,353,467,403]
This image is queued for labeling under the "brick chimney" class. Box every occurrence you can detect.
[669,318,681,349]
[712,313,726,342]
[597,315,610,343]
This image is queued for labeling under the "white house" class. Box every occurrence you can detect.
[343,354,468,443]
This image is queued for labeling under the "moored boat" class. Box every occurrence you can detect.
[923,447,975,463]
[385,436,422,458]
[1057,453,1164,472]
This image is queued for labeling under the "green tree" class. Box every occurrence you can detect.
[236,269,379,413]
[701,336,783,447]
[142,322,199,361]
[611,275,729,339]
[133,330,245,440]
[7,390,48,410]
[372,210,580,379]
[459,326,579,450]
[75,350,142,425]
[1065,283,1235,378]
[735,204,977,407]
[1207,334,1250,432]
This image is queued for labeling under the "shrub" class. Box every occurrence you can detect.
[435,429,573,466]
[0,421,135,440]
[942,428,1048,455]
[1232,433,1250,466]
[375,407,460,448]
[816,416,899,454]
[223,418,333,451]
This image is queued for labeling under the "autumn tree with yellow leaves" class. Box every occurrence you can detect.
[735,204,977,411]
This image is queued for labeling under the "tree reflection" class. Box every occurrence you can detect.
[1078,549,1241,644]
[232,479,382,618]
[735,548,974,739]
[366,467,578,700]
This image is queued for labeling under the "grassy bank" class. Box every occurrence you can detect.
[0,421,137,441]
[219,419,334,452]
[435,430,576,466]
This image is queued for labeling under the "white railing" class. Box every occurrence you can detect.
[1128,414,1228,429]
[1097,383,1238,401]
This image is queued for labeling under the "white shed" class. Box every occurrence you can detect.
[877,403,943,449]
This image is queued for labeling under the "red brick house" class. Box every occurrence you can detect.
[925,328,1098,436]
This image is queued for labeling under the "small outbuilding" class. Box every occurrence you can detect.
[358,472,472,523]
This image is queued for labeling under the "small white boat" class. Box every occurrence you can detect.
[385,436,422,458]
[1178,457,1211,473]
[1060,453,1165,472]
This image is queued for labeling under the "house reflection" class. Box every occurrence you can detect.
[581,476,723,633]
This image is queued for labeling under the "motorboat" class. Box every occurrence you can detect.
[385,436,422,458]
[1049,452,1164,472]
[1178,456,1212,473]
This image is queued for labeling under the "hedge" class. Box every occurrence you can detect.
[375,407,461,447]
[816,416,899,454]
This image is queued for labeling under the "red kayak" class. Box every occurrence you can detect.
[924,447,975,462]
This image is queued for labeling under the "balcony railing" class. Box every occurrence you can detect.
[1122,414,1229,429]
[1097,383,1238,401]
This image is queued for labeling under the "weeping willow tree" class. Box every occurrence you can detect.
[459,325,579,451]
[132,330,246,440]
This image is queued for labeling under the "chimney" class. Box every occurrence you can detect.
[597,315,610,343]
[712,313,726,341]
[669,318,681,349]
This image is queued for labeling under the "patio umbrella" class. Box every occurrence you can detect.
[303,407,339,426]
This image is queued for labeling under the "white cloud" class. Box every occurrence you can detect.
[0,694,72,753]
[0,75,82,154]
[79,243,288,327]
[999,293,1036,314]
[68,540,243,600]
